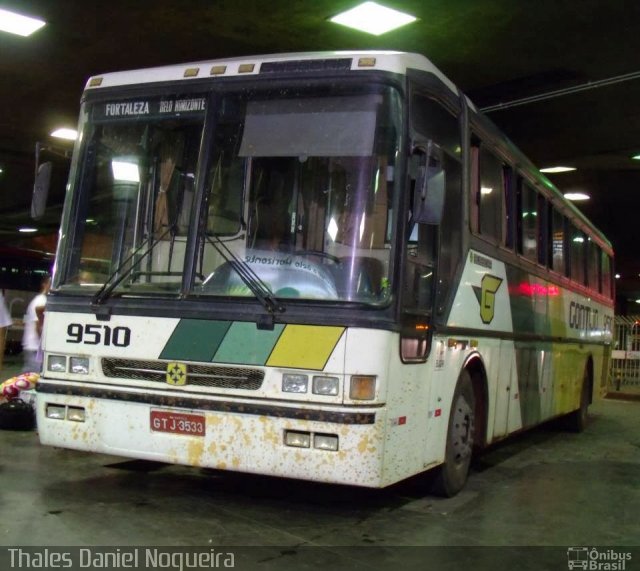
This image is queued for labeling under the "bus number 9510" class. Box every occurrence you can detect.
[66,323,131,347]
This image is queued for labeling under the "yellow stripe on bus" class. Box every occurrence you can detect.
[266,325,345,370]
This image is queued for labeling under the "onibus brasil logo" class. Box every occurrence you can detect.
[567,547,632,570]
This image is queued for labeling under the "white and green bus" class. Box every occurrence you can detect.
[36,52,614,495]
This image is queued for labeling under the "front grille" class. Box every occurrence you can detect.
[102,358,264,390]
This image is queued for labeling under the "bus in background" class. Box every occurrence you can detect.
[0,246,53,355]
[35,52,613,496]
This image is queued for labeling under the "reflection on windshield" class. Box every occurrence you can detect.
[197,87,399,304]
[59,94,206,293]
[59,84,400,305]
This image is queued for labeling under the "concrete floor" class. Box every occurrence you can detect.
[1,354,639,570]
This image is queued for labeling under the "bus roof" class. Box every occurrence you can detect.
[84,51,458,93]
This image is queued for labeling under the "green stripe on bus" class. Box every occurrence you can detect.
[506,266,564,337]
[213,322,285,365]
[159,319,232,362]
[514,342,542,428]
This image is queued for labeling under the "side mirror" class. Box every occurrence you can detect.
[31,161,52,220]
[411,142,445,225]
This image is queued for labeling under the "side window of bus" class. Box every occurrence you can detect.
[401,92,461,361]
[587,239,600,292]
[569,224,586,285]
[551,208,566,276]
[406,91,460,317]
[537,194,549,266]
[404,222,437,313]
[473,144,504,244]
[401,221,436,362]
[601,251,612,298]
[517,181,538,262]
[503,169,515,250]
[411,94,461,158]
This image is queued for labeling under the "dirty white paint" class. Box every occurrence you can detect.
[36,389,386,487]
[44,312,179,359]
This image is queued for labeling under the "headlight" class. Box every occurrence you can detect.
[48,355,67,373]
[312,376,339,396]
[69,357,90,375]
[67,406,86,422]
[46,404,66,420]
[282,374,308,393]
[314,433,339,451]
[284,430,311,448]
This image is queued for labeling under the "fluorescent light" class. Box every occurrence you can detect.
[632,154,640,160]
[564,192,590,201]
[480,187,493,195]
[19,227,37,233]
[572,236,585,243]
[51,128,78,140]
[540,166,576,173]
[111,160,140,183]
[0,8,45,37]
[329,2,417,35]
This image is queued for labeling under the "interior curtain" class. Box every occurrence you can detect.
[154,154,176,235]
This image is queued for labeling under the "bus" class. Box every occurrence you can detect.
[0,246,53,355]
[36,52,614,496]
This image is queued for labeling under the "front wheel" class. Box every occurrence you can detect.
[432,370,476,497]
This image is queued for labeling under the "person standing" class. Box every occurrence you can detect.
[0,292,12,374]
[22,276,50,373]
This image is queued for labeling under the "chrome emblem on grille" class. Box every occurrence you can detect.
[166,362,187,386]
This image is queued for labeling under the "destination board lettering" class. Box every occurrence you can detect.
[96,96,206,120]
[105,101,150,116]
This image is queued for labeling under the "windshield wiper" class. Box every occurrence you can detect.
[204,233,285,325]
[92,221,285,327]
[91,225,173,312]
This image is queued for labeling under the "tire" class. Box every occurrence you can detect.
[565,364,591,433]
[432,369,476,497]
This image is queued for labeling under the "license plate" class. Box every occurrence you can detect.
[150,410,205,436]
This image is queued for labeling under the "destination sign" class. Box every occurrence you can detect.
[92,95,207,120]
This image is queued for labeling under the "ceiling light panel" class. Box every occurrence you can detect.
[540,166,576,173]
[564,192,590,201]
[51,128,78,141]
[0,8,45,37]
[329,2,417,36]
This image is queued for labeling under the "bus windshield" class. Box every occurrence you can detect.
[58,83,401,305]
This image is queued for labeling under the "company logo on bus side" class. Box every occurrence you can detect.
[568,302,613,334]
[472,274,504,324]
